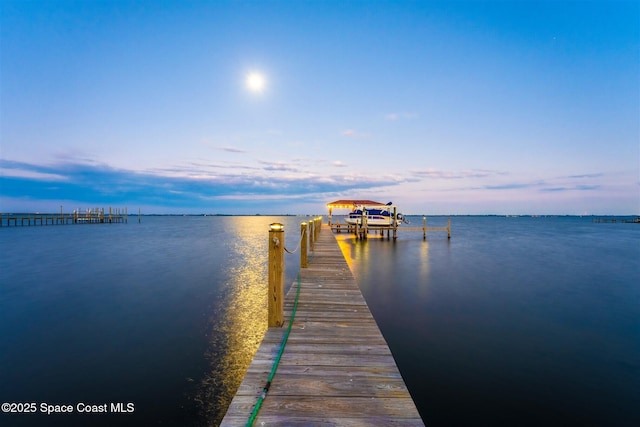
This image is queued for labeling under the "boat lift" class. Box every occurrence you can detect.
[326,199,450,240]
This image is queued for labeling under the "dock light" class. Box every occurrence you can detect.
[270,223,284,231]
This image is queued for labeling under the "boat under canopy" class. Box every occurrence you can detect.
[326,200,408,227]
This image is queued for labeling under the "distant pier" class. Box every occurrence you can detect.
[0,207,131,227]
[592,216,640,224]
[221,222,424,425]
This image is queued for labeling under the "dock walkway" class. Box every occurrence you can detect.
[221,225,424,426]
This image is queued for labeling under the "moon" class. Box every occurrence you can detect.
[246,72,266,93]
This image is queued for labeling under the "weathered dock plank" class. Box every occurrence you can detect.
[221,225,424,426]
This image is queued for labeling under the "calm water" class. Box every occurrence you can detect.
[1,215,638,426]
[0,216,303,427]
[338,216,640,426]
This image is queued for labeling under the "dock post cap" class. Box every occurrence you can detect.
[269,223,284,231]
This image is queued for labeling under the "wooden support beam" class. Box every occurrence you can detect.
[268,223,285,327]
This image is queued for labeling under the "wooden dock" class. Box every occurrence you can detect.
[593,216,640,224]
[0,208,130,227]
[221,224,424,426]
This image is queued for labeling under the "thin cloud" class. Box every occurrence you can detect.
[565,173,604,179]
[219,146,248,153]
[409,168,607,195]
[541,184,600,192]
[483,180,601,192]
[535,173,605,192]
[0,160,68,182]
[341,129,371,139]
[484,182,535,190]
[574,184,601,191]
[150,161,260,176]
[384,112,418,121]
[411,168,505,179]
[332,161,347,167]
[259,161,299,172]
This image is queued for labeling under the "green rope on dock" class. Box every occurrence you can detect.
[246,235,310,427]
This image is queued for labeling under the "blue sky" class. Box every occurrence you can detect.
[1,1,638,215]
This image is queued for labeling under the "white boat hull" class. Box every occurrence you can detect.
[342,203,407,227]
[344,215,400,226]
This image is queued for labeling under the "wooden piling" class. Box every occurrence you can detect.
[362,210,368,239]
[423,216,427,239]
[268,223,285,328]
[393,206,397,240]
[300,222,308,268]
[315,217,321,240]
